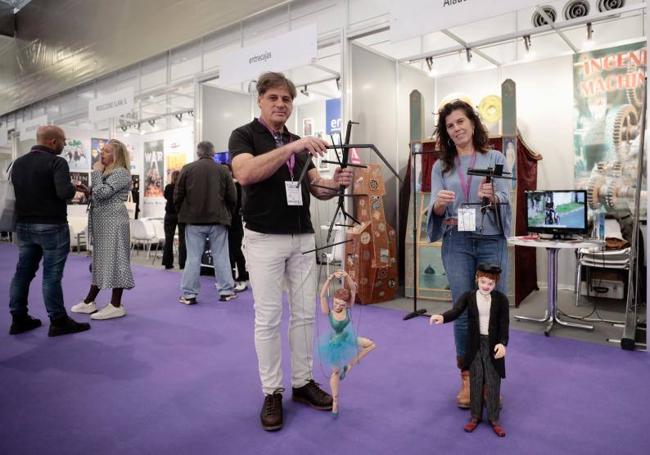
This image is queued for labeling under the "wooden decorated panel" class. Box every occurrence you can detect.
[353,164,386,197]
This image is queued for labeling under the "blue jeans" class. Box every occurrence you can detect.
[181,224,234,298]
[9,223,70,321]
[441,229,508,359]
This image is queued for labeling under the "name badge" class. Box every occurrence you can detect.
[458,207,476,232]
[285,181,303,206]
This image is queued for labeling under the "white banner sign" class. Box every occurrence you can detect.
[89,87,134,123]
[218,24,318,87]
[390,0,539,43]
[19,115,48,141]
[0,124,8,148]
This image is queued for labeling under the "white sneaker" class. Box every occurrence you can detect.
[71,301,97,314]
[91,304,126,320]
[234,281,247,292]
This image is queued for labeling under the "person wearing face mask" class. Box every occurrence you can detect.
[429,264,509,438]
[318,270,375,417]
[72,139,135,320]
[426,100,511,408]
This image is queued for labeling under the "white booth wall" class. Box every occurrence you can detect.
[201,85,253,154]
[349,43,436,238]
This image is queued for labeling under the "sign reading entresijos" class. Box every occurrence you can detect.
[217,25,317,87]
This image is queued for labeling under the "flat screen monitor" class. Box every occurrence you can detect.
[525,190,589,238]
[213,151,230,165]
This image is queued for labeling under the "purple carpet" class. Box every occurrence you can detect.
[0,242,648,455]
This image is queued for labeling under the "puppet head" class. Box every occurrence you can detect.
[476,263,501,295]
[333,288,352,312]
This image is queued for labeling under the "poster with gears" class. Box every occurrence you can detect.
[573,41,646,183]
[143,139,164,197]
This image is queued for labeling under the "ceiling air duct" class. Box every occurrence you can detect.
[531,6,558,27]
[563,0,591,20]
[598,0,626,12]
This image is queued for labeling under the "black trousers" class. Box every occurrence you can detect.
[162,216,186,269]
[469,336,502,422]
[228,226,247,281]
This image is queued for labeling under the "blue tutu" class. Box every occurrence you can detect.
[319,311,358,368]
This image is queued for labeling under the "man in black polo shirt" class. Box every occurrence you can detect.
[229,72,353,431]
[9,125,91,337]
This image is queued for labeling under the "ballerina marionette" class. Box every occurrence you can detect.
[319,270,376,417]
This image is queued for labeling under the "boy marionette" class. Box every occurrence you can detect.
[430,263,509,437]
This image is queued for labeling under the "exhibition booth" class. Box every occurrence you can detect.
[0,0,646,343]
[0,1,649,453]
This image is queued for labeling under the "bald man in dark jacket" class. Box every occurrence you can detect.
[9,125,91,337]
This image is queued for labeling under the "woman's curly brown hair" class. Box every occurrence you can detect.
[434,99,489,175]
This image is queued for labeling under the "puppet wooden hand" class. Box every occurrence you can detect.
[494,343,506,359]
[429,314,444,325]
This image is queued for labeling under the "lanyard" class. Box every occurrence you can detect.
[455,152,477,203]
[258,117,295,179]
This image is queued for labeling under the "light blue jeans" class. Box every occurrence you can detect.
[181,224,234,299]
[441,229,508,359]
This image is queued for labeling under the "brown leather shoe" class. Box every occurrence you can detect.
[463,417,481,433]
[260,391,283,431]
[490,421,506,437]
[292,380,333,410]
[457,371,470,409]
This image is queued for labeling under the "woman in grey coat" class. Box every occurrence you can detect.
[71,139,135,320]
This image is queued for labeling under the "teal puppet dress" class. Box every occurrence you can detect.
[319,311,358,368]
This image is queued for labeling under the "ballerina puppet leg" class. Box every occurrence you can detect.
[330,367,341,417]
[344,336,376,377]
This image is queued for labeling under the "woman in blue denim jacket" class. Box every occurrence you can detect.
[426,100,511,408]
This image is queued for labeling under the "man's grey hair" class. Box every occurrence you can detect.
[196,141,215,158]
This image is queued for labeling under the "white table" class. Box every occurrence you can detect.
[508,237,603,336]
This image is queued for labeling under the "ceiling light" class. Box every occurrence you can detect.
[425,56,436,77]
[583,22,595,49]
